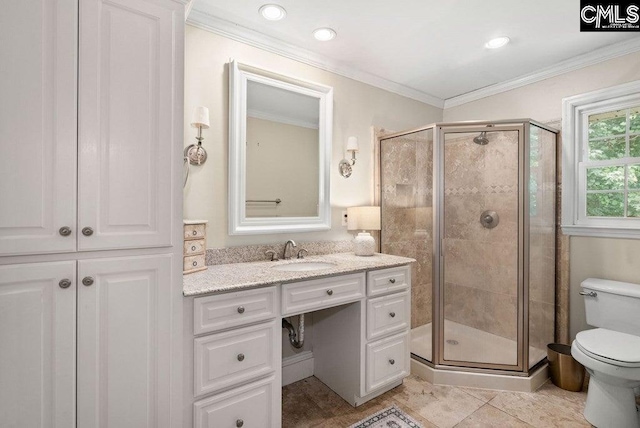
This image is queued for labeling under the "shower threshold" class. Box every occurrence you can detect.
[410,321,547,368]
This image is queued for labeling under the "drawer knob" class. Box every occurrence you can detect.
[326,289,333,296]
[82,227,94,236]
[237,306,245,314]
[237,353,245,362]
[191,245,196,251]
[389,312,396,318]
[58,226,72,236]
[82,276,94,286]
[389,278,396,284]
[236,420,244,427]
[59,279,72,289]
[192,230,197,236]
[389,359,395,365]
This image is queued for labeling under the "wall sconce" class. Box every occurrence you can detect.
[339,136,359,178]
[184,106,210,165]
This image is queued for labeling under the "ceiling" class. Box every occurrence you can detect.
[190,0,640,106]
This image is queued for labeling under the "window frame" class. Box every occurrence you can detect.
[562,80,640,239]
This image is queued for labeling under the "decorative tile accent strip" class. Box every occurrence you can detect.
[348,406,424,428]
[444,184,517,195]
[205,240,353,266]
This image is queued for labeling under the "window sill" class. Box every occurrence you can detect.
[561,224,640,239]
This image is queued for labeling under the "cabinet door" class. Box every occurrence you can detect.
[0,261,76,428]
[77,254,172,428]
[0,0,77,256]
[78,0,179,251]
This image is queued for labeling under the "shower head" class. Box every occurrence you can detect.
[473,131,489,145]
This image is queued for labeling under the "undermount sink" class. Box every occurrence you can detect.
[271,261,337,272]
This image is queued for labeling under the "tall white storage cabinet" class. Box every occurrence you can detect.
[0,0,185,427]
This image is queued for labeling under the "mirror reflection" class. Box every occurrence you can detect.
[245,81,320,218]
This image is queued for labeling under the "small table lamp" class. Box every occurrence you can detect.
[347,206,381,256]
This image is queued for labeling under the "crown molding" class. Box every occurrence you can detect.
[186,9,445,109]
[444,38,640,109]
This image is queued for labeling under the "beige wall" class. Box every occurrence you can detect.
[184,26,443,248]
[246,117,319,218]
[444,51,640,340]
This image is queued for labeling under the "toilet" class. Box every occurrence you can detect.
[571,278,640,428]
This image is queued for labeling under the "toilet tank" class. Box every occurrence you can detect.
[581,278,640,336]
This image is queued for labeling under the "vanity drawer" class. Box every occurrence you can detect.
[367,290,410,341]
[184,254,206,273]
[194,375,280,428]
[194,286,278,335]
[365,331,409,393]
[194,320,278,397]
[184,238,206,255]
[281,273,365,317]
[184,223,206,239]
[367,265,410,297]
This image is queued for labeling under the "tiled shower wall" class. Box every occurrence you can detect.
[379,130,433,329]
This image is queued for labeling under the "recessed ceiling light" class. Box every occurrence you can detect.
[485,36,510,49]
[259,4,286,21]
[313,28,336,41]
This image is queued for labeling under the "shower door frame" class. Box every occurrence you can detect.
[433,123,528,373]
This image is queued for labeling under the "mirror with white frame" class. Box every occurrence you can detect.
[228,60,333,235]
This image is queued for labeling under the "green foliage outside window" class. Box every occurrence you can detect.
[586,107,640,218]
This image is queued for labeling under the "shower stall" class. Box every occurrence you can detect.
[377,120,557,378]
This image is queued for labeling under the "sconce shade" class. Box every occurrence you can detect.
[347,206,381,231]
[191,106,210,129]
[346,136,359,152]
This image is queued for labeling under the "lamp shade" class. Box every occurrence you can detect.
[347,206,381,231]
[346,136,359,152]
[191,106,210,129]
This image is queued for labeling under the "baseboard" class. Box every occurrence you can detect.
[282,351,314,387]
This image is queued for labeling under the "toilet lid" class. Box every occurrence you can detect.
[575,328,640,367]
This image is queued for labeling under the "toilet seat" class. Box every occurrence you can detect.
[575,328,640,368]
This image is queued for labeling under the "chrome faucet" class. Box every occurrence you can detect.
[283,240,297,260]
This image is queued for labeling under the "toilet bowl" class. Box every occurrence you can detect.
[571,279,640,428]
[572,329,640,428]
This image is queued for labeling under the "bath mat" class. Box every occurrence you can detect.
[348,406,424,428]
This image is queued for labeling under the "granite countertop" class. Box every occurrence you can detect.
[182,252,416,297]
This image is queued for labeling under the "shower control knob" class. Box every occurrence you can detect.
[326,289,333,296]
[389,278,396,284]
[59,226,72,236]
[81,227,94,236]
[389,359,395,365]
[236,420,244,427]
[237,306,245,314]
[389,312,396,318]
[237,353,245,362]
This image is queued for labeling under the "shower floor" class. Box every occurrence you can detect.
[410,320,547,368]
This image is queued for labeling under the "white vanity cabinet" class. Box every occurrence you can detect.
[185,262,412,427]
[363,267,411,395]
[191,286,282,428]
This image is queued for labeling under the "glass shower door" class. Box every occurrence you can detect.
[379,128,434,363]
[438,125,523,369]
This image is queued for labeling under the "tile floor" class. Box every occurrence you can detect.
[282,375,592,428]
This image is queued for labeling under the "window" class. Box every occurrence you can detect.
[562,80,640,238]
